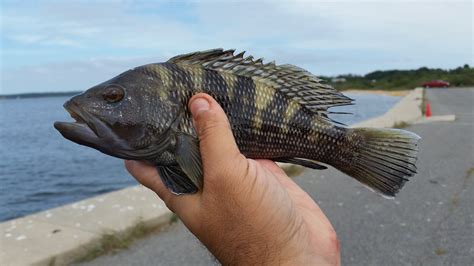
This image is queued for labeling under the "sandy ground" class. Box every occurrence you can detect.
[343,89,411,97]
[81,88,474,265]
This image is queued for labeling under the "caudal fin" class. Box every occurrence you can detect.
[339,128,420,197]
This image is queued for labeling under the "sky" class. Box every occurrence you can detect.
[1,0,472,94]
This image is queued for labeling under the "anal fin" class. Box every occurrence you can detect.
[275,158,328,170]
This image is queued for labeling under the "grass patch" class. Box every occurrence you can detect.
[420,88,427,116]
[48,257,56,266]
[393,121,410,129]
[170,213,179,224]
[434,247,447,256]
[74,218,167,263]
[465,166,474,180]
[76,221,151,262]
[447,165,474,211]
[283,164,305,177]
[450,196,460,206]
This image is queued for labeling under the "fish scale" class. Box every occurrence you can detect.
[167,63,328,159]
[54,48,420,197]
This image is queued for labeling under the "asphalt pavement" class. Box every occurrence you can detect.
[81,88,474,266]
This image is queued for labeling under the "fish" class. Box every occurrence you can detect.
[54,49,420,197]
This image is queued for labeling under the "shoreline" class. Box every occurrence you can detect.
[350,88,423,128]
[0,88,425,266]
[342,89,411,97]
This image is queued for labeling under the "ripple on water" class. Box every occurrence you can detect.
[0,93,401,221]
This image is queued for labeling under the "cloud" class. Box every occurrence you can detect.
[1,4,195,50]
[1,0,472,93]
[1,56,165,94]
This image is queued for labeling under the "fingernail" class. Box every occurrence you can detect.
[190,98,210,117]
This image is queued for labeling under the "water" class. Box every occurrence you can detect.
[329,92,401,125]
[0,93,400,221]
[0,97,134,222]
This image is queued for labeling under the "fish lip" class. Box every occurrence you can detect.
[54,100,102,147]
[54,120,98,146]
[64,100,89,126]
[54,100,134,157]
[54,100,167,161]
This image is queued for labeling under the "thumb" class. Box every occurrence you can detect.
[188,93,244,173]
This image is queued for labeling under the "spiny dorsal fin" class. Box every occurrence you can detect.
[168,49,353,120]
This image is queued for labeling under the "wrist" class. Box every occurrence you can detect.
[207,229,312,265]
[209,227,339,265]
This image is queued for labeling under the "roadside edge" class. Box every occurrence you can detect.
[0,88,425,266]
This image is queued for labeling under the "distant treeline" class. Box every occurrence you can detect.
[0,91,81,100]
[322,64,474,91]
[2,65,473,98]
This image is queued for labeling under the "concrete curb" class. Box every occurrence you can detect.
[349,88,456,128]
[0,88,428,266]
[1,186,173,265]
[350,87,424,128]
[412,114,456,124]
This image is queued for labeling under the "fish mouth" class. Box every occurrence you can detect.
[54,101,102,149]
[54,99,167,160]
[54,100,140,159]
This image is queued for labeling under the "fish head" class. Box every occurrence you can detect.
[54,66,178,159]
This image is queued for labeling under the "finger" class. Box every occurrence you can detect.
[124,160,199,214]
[188,93,245,174]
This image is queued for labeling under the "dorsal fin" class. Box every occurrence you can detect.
[168,49,353,120]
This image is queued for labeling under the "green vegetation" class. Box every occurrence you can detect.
[465,166,474,180]
[393,121,410,129]
[3,65,472,99]
[434,247,447,256]
[283,164,305,177]
[445,165,474,219]
[322,64,474,91]
[47,257,56,266]
[74,220,154,263]
[420,88,427,116]
[73,215,179,263]
[170,213,179,223]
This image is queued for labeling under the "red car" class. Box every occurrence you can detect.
[422,80,450,88]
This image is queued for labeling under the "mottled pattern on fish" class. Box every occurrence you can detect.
[54,49,420,197]
[142,62,348,163]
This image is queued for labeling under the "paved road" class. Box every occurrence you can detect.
[81,88,474,266]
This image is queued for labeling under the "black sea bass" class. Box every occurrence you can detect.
[54,49,420,197]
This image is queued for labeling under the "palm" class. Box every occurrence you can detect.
[254,159,339,260]
[255,159,333,230]
[125,93,340,264]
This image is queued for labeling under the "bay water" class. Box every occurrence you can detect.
[0,92,400,221]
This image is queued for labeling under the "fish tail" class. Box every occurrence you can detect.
[335,128,420,197]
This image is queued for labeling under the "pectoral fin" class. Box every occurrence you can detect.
[157,165,198,195]
[174,133,204,190]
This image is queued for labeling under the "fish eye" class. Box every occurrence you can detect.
[103,86,124,103]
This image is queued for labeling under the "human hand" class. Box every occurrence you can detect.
[125,93,340,265]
